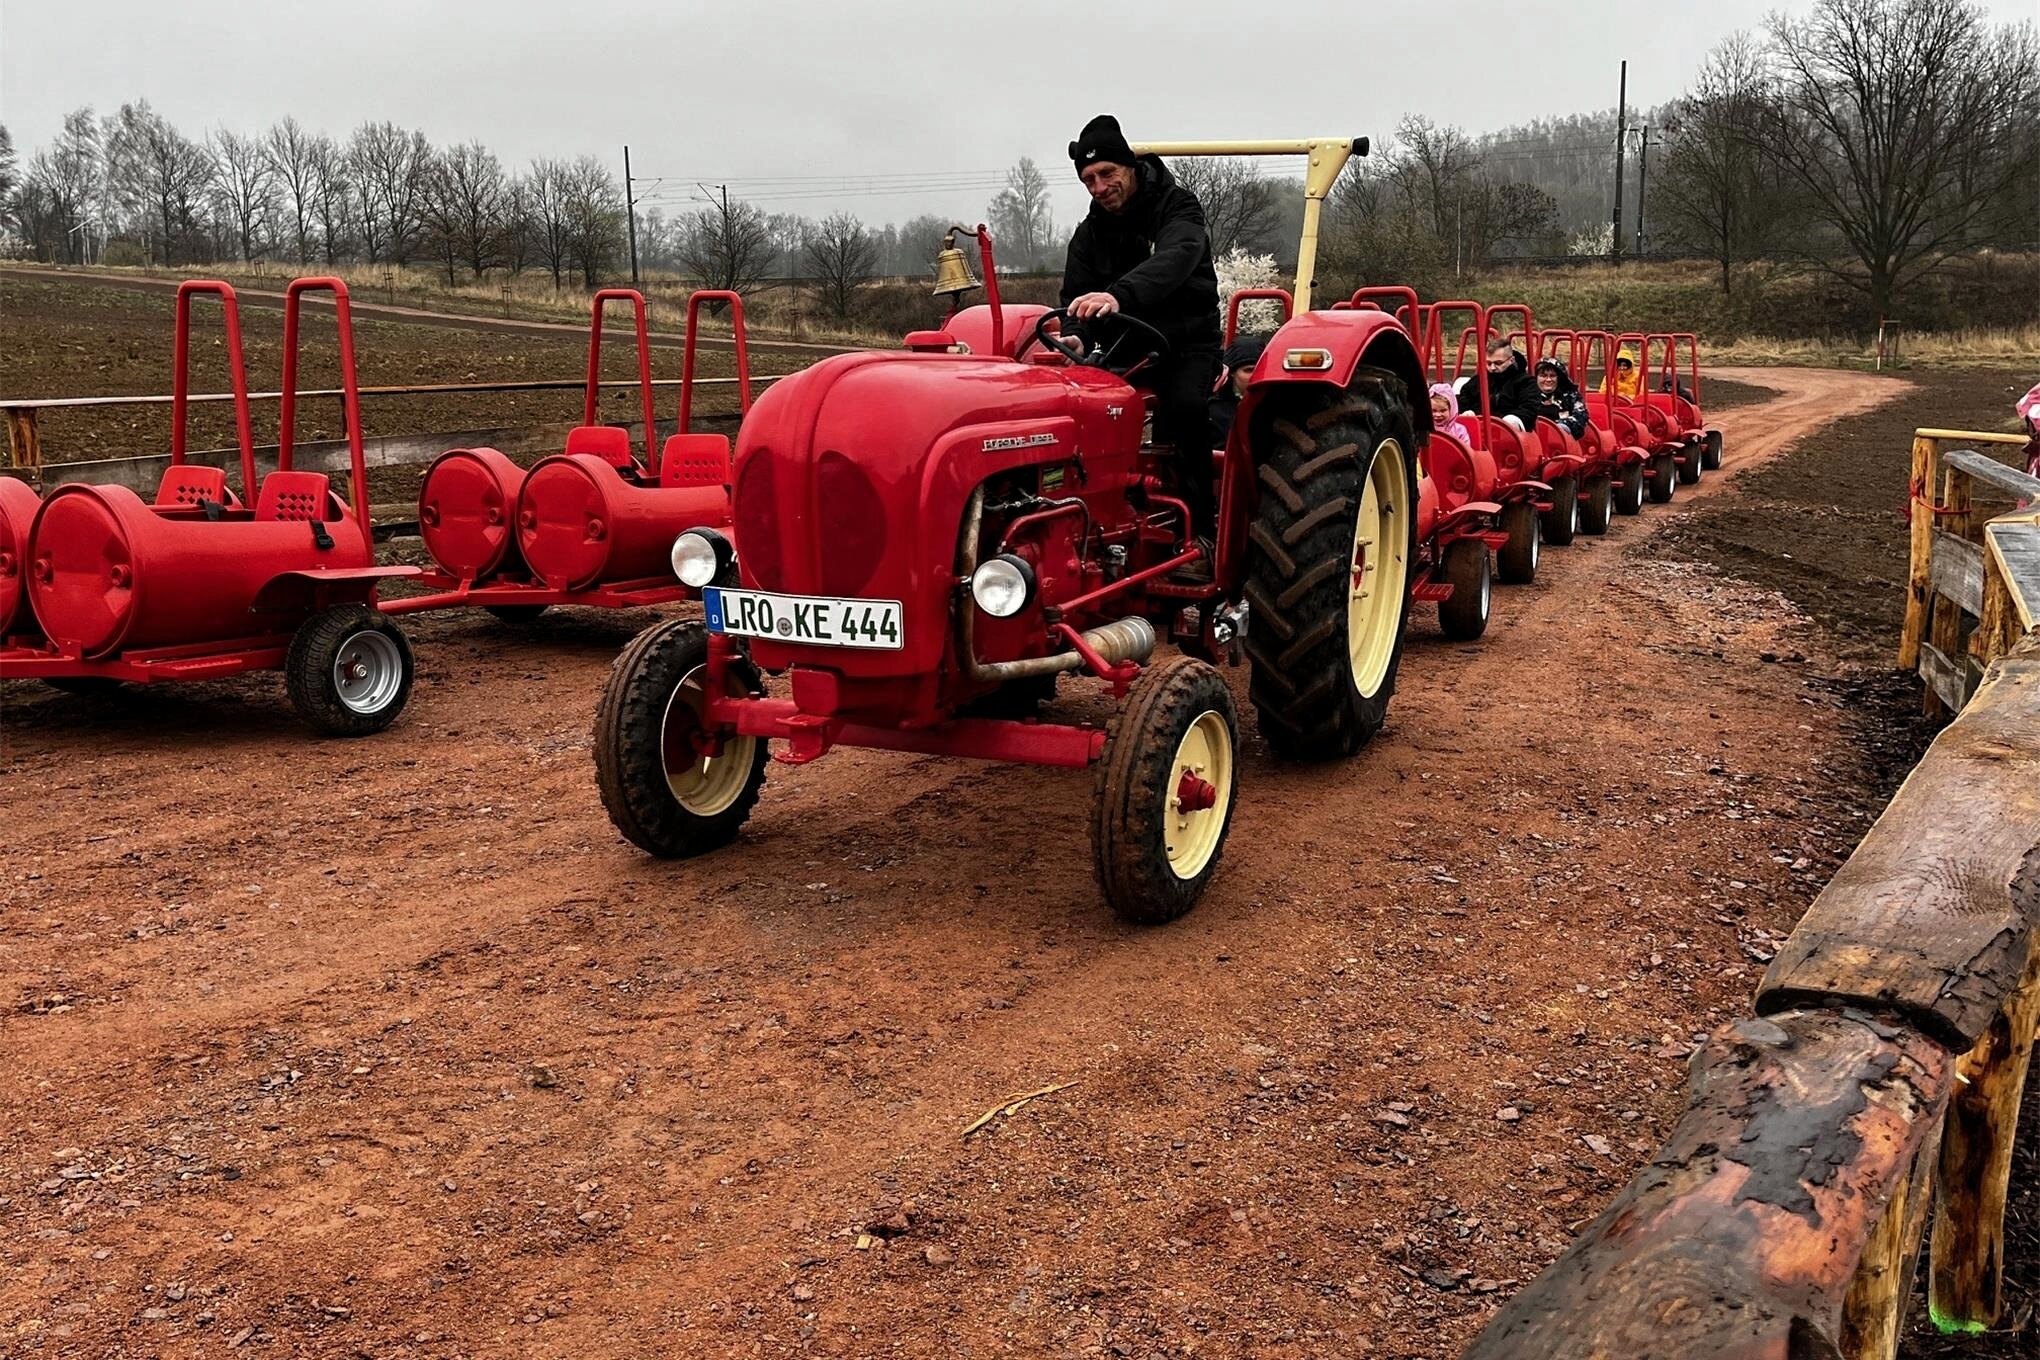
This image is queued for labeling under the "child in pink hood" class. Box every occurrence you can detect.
[1430,382,1478,446]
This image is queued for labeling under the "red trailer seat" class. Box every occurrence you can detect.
[564,425,638,469]
[255,471,335,522]
[156,465,238,510]
[660,434,732,490]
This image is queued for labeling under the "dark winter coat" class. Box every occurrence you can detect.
[1535,360,1591,438]
[1060,156,1222,354]
[1455,349,1543,432]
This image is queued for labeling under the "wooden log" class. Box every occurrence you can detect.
[1985,514,2040,638]
[1929,937,2040,1331]
[1840,1122,1943,1360]
[1941,448,2040,503]
[1915,643,1968,713]
[1461,1009,1954,1360]
[1760,637,2040,1051]
[3,406,39,471]
[1899,435,1938,671]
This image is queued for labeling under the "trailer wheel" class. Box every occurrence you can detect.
[1647,453,1677,504]
[1703,429,1723,471]
[286,603,415,737]
[486,604,550,624]
[594,619,767,859]
[1580,475,1614,535]
[1677,443,1703,485]
[43,677,125,699]
[1497,499,1541,584]
[1540,474,1580,546]
[1436,538,1492,642]
[1241,366,1417,761]
[1615,461,1645,516]
[1091,656,1238,925]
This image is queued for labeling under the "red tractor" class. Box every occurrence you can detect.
[594,137,1430,923]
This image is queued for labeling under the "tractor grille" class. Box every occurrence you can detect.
[815,450,887,597]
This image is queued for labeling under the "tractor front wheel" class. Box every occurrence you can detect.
[1647,453,1677,504]
[1580,475,1614,535]
[1091,656,1239,925]
[1497,499,1541,584]
[1436,538,1492,642]
[286,603,415,736]
[594,619,767,859]
[1540,474,1580,546]
[1614,461,1645,515]
[1240,367,1417,761]
[1703,429,1723,471]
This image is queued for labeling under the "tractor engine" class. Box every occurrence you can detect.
[713,347,1156,723]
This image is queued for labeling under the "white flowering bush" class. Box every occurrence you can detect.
[1214,246,1287,339]
[1567,222,1614,258]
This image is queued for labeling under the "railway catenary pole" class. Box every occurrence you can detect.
[1612,60,1627,268]
[1634,125,1650,258]
[623,145,641,286]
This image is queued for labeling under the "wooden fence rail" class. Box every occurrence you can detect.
[1899,428,2040,715]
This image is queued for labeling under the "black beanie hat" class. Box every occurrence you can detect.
[1070,115,1138,173]
[1223,333,1269,371]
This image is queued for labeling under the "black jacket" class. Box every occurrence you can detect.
[1535,360,1590,438]
[1456,350,1543,432]
[1060,157,1222,354]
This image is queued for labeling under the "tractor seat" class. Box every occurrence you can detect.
[255,470,334,522]
[156,464,241,510]
[1424,432,1479,507]
[564,424,639,471]
[660,433,732,490]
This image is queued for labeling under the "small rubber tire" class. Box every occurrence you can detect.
[43,677,125,699]
[1579,475,1614,535]
[1091,656,1239,926]
[1497,499,1541,584]
[1647,453,1676,504]
[1436,538,1492,642]
[1677,443,1702,485]
[1614,461,1645,516]
[486,604,550,624]
[594,619,768,859]
[1703,429,1723,471]
[285,603,415,737]
[1540,474,1580,546]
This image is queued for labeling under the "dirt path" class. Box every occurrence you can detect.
[0,369,1909,1358]
[0,265,856,360]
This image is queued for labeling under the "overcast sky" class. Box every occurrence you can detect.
[5,0,2035,231]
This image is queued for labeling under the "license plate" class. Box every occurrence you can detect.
[704,587,904,650]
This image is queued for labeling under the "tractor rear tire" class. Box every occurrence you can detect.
[1091,656,1239,925]
[1240,367,1418,762]
[42,677,124,699]
[1614,461,1645,516]
[1436,538,1492,642]
[1580,475,1614,535]
[1497,499,1541,584]
[1677,443,1702,485]
[1647,453,1676,504]
[594,619,768,859]
[286,603,415,737]
[486,604,550,624]
[1703,429,1723,470]
[1540,474,1580,546]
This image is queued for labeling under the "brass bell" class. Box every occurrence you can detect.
[931,231,976,300]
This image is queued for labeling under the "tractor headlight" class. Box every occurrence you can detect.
[670,528,734,588]
[969,554,1035,619]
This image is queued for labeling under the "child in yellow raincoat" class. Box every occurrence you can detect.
[1601,350,1644,399]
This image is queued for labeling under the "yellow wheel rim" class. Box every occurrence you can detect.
[662,663,758,816]
[1165,709,1234,881]
[1347,437,1411,698]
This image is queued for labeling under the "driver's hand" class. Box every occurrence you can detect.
[1069,292,1121,319]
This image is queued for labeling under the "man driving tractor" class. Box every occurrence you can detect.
[1061,114,1223,554]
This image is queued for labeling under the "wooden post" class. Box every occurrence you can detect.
[3,406,40,471]
[1925,463,1976,714]
[1842,1124,1943,1359]
[1929,940,2040,1331]
[1974,561,2019,670]
[1900,434,1938,672]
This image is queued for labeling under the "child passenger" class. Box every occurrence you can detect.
[1430,382,1477,446]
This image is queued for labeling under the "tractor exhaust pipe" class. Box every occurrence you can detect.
[970,616,1157,683]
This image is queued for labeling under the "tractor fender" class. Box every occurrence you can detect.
[1541,454,1588,482]
[1436,502,1503,535]
[1238,309,1428,430]
[251,565,422,613]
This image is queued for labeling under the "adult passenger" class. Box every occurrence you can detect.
[1456,333,1541,434]
[1533,358,1590,438]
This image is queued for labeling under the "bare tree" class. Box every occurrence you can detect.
[1171,157,1280,256]
[893,214,952,275]
[1764,0,2040,318]
[986,157,1056,270]
[0,124,17,234]
[679,188,776,298]
[13,161,66,260]
[501,175,534,276]
[561,155,623,287]
[346,122,432,265]
[307,134,348,265]
[1394,114,1484,245]
[210,129,276,263]
[527,159,574,289]
[424,141,508,280]
[265,117,325,264]
[104,102,211,265]
[803,211,878,321]
[1651,34,1796,295]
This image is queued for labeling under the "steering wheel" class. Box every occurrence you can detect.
[1029,307,1172,374]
